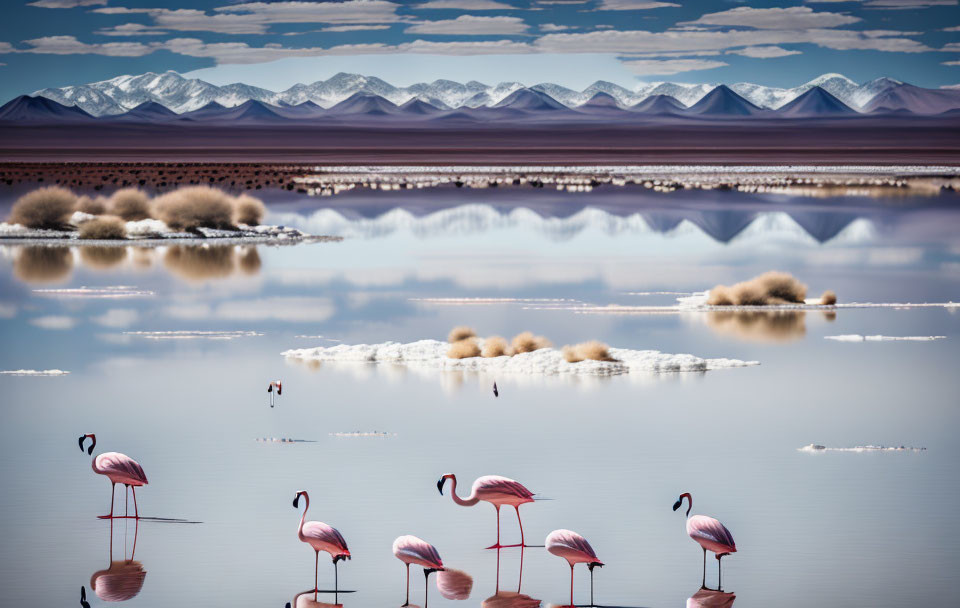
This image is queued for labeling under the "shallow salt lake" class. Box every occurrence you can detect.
[1,183,959,608]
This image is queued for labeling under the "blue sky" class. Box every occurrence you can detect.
[1,0,958,100]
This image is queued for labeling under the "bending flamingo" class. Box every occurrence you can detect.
[392,535,444,607]
[673,492,737,590]
[268,380,282,407]
[437,474,534,549]
[545,529,603,608]
[293,490,350,593]
[79,434,148,519]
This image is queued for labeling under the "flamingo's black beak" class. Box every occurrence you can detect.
[78,435,85,452]
[81,586,86,601]
[293,494,300,508]
[672,499,682,511]
[437,477,445,495]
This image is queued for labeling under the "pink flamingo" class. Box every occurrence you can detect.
[673,492,737,590]
[79,434,148,519]
[268,380,282,407]
[545,529,603,608]
[293,490,350,593]
[437,474,534,549]
[392,535,444,607]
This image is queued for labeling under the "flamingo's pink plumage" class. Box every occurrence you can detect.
[301,521,350,559]
[393,535,443,569]
[93,452,148,487]
[545,529,603,567]
[686,515,736,556]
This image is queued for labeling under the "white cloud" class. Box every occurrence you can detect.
[321,25,392,32]
[944,60,960,65]
[944,42,960,50]
[680,7,861,30]
[863,0,957,8]
[12,36,153,56]
[0,303,16,319]
[943,25,960,31]
[28,0,105,7]
[96,24,169,37]
[93,2,403,35]
[596,1,681,9]
[727,45,803,58]
[92,308,140,328]
[406,15,529,35]
[620,58,728,75]
[413,0,517,9]
[30,315,77,330]
[540,23,572,32]
[941,83,960,88]
[166,297,334,322]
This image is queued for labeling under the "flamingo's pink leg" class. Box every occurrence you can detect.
[569,563,575,608]
[516,506,525,547]
[98,482,116,519]
[486,504,503,549]
[132,486,139,519]
[314,550,319,593]
[403,562,410,606]
[701,548,706,589]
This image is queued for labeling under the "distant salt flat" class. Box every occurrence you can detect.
[310,165,960,176]
[411,297,579,306]
[800,444,926,453]
[124,330,263,340]
[825,335,946,342]
[329,431,397,438]
[33,286,155,298]
[0,369,69,376]
[295,335,342,342]
[282,339,758,376]
[255,438,313,444]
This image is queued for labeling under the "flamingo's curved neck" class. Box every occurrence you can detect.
[297,493,310,539]
[681,492,692,517]
[449,477,480,507]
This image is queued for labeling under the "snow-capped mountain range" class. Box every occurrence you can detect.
[33,71,905,117]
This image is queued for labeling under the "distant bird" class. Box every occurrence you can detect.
[268,380,282,407]
[673,492,737,590]
[79,433,148,519]
[437,474,535,549]
[393,535,444,607]
[493,382,499,398]
[545,529,603,608]
[293,490,350,593]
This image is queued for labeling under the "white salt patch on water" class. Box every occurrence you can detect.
[800,444,926,453]
[124,330,263,340]
[255,437,312,443]
[283,339,758,376]
[125,218,170,236]
[33,286,155,298]
[69,211,96,226]
[825,335,946,342]
[411,297,576,304]
[295,335,342,342]
[329,431,397,438]
[0,369,70,376]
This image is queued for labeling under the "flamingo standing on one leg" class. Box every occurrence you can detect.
[545,529,603,608]
[79,434,148,520]
[437,474,534,549]
[673,492,737,591]
[293,490,350,594]
[392,535,444,607]
[268,380,282,407]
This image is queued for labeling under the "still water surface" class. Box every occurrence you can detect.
[1,185,958,608]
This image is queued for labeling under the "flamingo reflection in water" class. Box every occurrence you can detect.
[285,590,343,608]
[687,588,736,608]
[437,474,535,549]
[79,434,148,520]
[673,493,737,591]
[484,546,542,608]
[83,518,147,604]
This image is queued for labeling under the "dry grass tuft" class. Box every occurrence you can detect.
[76,195,108,216]
[9,187,77,229]
[109,188,151,221]
[14,246,72,283]
[78,216,126,240]
[563,340,616,363]
[80,246,126,269]
[707,271,808,306]
[511,331,552,353]
[152,186,235,230]
[448,325,477,343]
[232,194,266,226]
[163,245,235,280]
[481,336,510,357]
[820,290,837,306]
[447,338,480,359]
